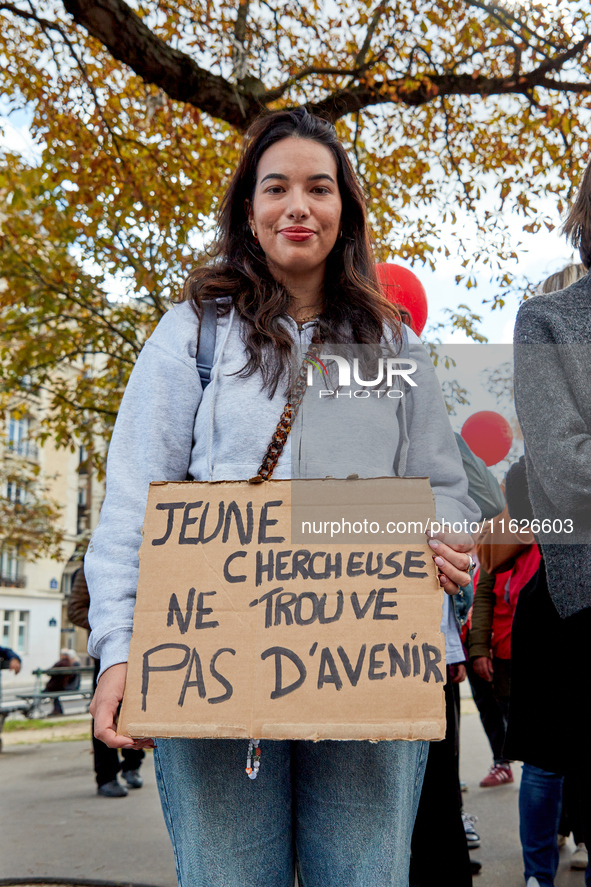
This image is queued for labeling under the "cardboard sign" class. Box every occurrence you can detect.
[119,478,446,741]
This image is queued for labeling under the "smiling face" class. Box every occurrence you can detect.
[249,136,342,299]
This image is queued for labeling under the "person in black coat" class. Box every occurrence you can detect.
[510,162,591,886]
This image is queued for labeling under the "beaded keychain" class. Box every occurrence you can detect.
[245,738,261,779]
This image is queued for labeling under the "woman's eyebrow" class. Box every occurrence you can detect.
[308,173,336,183]
[260,173,288,183]
[259,172,336,184]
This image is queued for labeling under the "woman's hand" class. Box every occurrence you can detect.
[90,662,155,750]
[426,530,475,595]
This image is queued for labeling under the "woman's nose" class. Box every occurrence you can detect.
[287,188,310,219]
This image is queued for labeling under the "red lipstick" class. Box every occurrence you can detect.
[280,226,315,242]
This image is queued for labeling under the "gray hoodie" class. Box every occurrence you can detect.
[86,300,479,674]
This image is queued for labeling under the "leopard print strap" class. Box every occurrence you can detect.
[249,345,319,484]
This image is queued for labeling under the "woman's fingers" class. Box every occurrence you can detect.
[427,530,475,592]
[428,531,473,563]
[436,572,460,595]
[90,662,152,749]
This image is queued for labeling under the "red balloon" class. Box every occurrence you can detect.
[461,411,513,466]
[375,263,429,335]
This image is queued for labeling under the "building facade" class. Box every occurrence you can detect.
[1,403,102,692]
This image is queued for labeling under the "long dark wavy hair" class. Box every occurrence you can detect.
[563,156,591,271]
[182,108,403,396]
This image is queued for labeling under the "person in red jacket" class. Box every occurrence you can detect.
[469,546,541,786]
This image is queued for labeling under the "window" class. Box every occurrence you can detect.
[1,547,18,581]
[1,610,12,646]
[0,547,25,587]
[0,609,28,652]
[7,413,36,459]
[6,481,26,504]
[16,611,28,654]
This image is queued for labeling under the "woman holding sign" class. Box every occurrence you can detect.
[87,109,478,887]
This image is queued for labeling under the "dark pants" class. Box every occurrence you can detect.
[506,564,591,885]
[560,773,585,845]
[467,657,511,765]
[92,659,144,787]
[409,668,472,887]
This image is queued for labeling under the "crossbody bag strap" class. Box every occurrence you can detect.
[249,344,320,484]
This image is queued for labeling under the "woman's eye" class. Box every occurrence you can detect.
[312,187,330,194]
[265,186,285,194]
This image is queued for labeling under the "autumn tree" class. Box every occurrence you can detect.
[0,447,64,561]
[0,0,589,467]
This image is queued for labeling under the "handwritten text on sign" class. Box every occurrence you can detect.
[119,478,446,741]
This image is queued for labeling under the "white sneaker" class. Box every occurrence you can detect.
[570,843,589,870]
[462,812,481,848]
[526,878,540,887]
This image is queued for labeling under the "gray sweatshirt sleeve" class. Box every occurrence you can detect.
[405,332,481,527]
[85,303,201,675]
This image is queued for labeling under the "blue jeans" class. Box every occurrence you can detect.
[519,764,563,887]
[154,737,429,887]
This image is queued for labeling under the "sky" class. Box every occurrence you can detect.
[384,215,576,346]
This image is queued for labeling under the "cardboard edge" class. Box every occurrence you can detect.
[148,476,433,487]
[121,722,445,742]
[259,723,445,741]
[123,723,251,739]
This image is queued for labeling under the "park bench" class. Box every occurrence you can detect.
[0,665,95,749]
[15,665,95,718]
[0,662,35,750]
[0,699,34,751]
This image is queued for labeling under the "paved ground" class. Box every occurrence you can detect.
[0,734,176,887]
[0,700,586,887]
[458,696,585,887]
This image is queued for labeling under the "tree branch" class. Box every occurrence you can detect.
[441,97,474,209]
[307,70,591,122]
[354,2,387,68]
[262,63,376,103]
[0,1,54,29]
[529,36,590,79]
[464,0,562,52]
[39,384,119,417]
[0,1,128,158]
[4,0,588,130]
[60,0,261,126]
[234,0,250,45]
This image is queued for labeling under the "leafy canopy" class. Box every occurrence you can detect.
[0,0,590,468]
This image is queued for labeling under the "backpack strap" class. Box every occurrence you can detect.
[196,299,218,389]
